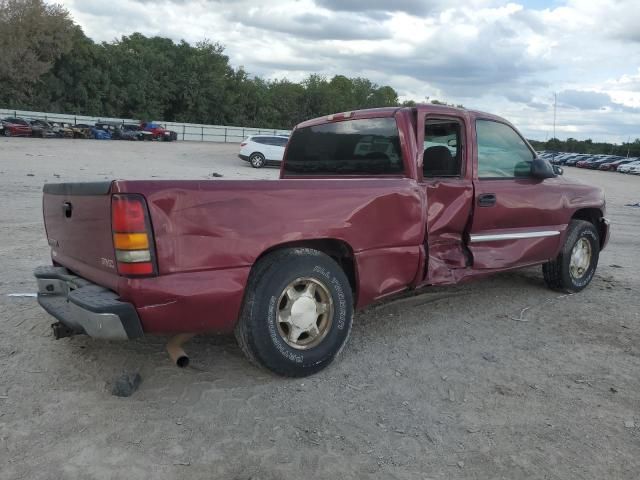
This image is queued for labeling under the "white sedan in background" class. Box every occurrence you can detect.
[239,135,289,168]
[618,160,640,173]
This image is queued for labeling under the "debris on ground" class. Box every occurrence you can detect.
[7,293,37,298]
[482,353,498,363]
[110,372,142,397]
[624,202,640,207]
[448,389,456,402]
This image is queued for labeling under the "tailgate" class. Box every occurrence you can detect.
[43,182,119,289]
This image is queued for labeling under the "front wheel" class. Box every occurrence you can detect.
[542,220,600,293]
[3,128,11,137]
[235,248,354,377]
[249,152,265,168]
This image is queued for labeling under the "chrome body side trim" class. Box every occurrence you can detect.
[469,230,560,243]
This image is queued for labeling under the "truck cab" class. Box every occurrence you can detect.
[281,106,608,287]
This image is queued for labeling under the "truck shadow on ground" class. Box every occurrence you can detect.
[47,267,554,388]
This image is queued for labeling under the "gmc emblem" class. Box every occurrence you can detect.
[101,257,115,269]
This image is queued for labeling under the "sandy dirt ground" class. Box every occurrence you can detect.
[0,137,639,480]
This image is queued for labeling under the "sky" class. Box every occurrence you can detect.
[57,0,640,142]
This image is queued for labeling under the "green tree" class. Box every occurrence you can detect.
[0,0,75,106]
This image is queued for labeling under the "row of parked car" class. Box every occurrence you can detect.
[1,117,178,141]
[538,151,640,174]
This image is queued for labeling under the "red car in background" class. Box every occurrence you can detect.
[599,158,637,171]
[2,117,32,137]
[140,122,177,141]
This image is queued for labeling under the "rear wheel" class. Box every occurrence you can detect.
[235,248,354,377]
[542,220,599,293]
[249,152,265,168]
[3,128,11,137]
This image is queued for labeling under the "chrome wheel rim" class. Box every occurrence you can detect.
[569,237,592,279]
[276,277,334,350]
[251,155,264,167]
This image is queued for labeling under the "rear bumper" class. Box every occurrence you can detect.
[238,154,249,161]
[34,266,143,340]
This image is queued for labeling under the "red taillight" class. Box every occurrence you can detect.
[112,196,146,231]
[117,262,154,276]
[111,194,157,277]
[240,142,247,147]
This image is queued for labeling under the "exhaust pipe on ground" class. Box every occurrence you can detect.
[166,333,195,368]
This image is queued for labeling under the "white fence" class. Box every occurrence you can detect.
[0,108,291,143]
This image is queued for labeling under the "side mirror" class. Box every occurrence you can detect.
[531,157,556,179]
[553,165,564,176]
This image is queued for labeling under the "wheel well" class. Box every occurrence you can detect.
[255,239,357,300]
[571,208,606,249]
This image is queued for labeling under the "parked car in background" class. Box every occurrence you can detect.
[565,155,589,166]
[599,158,637,171]
[585,158,616,169]
[587,156,623,169]
[123,124,153,141]
[239,135,290,168]
[626,163,640,175]
[2,117,32,137]
[140,122,177,141]
[618,160,640,173]
[549,153,576,165]
[50,122,75,138]
[99,122,153,141]
[90,125,112,140]
[70,124,93,139]
[29,119,58,138]
[94,122,118,138]
[576,155,607,168]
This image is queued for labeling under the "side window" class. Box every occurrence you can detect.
[424,120,462,177]
[274,137,288,147]
[476,120,534,178]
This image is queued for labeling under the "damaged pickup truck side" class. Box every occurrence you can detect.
[35,105,609,377]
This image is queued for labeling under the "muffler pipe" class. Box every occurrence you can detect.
[166,333,195,368]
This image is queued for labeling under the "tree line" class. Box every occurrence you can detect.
[1,0,638,153]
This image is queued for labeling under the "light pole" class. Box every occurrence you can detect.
[553,92,557,141]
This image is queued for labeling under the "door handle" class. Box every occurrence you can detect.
[478,193,496,207]
[62,201,73,218]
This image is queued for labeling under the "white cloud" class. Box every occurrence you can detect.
[57,0,640,142]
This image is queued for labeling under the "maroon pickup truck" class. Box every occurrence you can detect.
[35,105,609,377]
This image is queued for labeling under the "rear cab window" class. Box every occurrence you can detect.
[283,117,404,176]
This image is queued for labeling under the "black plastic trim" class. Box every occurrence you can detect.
[43,181,113,196]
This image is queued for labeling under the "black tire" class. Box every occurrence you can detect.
[542,220,599,293]
[3,128,11,137]
[235,248,354,377]
[249,152,265,168]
